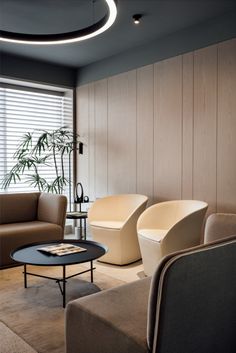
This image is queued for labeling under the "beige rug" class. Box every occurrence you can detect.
[0,264,125,353]
[0,321,37,353]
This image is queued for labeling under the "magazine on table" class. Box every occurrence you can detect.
[37,243,87,256]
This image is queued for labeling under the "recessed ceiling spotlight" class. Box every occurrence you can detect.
[132,14,142,25]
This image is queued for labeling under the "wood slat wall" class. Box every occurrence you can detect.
[76,38,236,213]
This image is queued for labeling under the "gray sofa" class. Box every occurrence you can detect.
[0,192,67,268]
[65,234,236,353]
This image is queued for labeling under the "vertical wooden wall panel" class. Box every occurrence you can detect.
[217,39,236,213]
[154,56,182,201]
[182,52,194,199]
[94,79,108,198]
[107,70,137,194]
[76,85,90,196]
[137,65,154,203]
[193,45,217,213]
[88,83,95,200]
[76,39,236,214]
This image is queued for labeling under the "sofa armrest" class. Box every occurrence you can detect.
[37,193,67,229]
[65,277,151,353]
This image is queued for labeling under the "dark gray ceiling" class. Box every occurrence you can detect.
[1,0,236,68]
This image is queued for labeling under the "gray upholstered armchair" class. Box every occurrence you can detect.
[0,192,67,268]
[65,235,236,353]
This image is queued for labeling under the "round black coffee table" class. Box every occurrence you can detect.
[11,240,107,308]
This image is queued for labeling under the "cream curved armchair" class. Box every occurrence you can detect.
[88,194,148,265]
[137,200,208,276]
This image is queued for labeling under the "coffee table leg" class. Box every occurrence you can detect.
[63,265,66,308]
[90,261,93,283]
[24,264,27,288]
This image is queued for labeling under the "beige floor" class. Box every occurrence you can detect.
[64,229,146,283]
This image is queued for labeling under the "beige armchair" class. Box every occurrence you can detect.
[0,192,67,268]
[137,200,208,276]
[204,213,236,243]
[88,194,148,265]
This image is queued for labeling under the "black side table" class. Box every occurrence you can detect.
[66,211,88,239]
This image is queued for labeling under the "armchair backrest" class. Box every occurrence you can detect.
[147,236,236,353]
[138,200,208,230]
[161,202,208,255]
[88,194,148,222]
[204,213,236,243]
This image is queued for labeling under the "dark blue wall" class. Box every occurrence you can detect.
[77,11,236,86]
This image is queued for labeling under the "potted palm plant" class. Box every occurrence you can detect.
[1,126,80,195]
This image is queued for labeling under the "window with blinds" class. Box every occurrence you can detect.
[0,83,73,195]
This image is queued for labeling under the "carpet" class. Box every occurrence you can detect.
[0,321,37,353]
[0,264,125,353]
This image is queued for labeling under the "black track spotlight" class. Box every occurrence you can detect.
[132,14,142,24]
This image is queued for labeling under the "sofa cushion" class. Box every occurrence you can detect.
[0,193,39,224]
[0,221,62,268]
[66,277,151,353]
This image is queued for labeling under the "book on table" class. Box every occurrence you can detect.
[37,243,87,256]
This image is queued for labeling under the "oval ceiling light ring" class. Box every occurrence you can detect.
[0,0,117,45]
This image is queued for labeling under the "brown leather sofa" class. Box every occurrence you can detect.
[0,192,67,269]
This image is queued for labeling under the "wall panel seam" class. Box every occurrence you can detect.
[152,64,155,203]
[135,69,138,194]
[192,51,195,200]
[181,54,183,200]
[216,44,219,212]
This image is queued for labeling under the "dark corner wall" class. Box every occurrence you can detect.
[0,53,77,88]
[77,10,236,86]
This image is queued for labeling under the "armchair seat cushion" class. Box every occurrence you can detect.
[138,229,167,242]
[66,277,151,353]
[90,220,124,230]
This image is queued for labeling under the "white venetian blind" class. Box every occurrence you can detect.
[0,83,73,194]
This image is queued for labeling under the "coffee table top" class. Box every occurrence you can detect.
[11,240,107,267]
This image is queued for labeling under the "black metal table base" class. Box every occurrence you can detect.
[23,261,95,308]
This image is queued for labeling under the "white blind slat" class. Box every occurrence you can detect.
[0,84,73,195]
